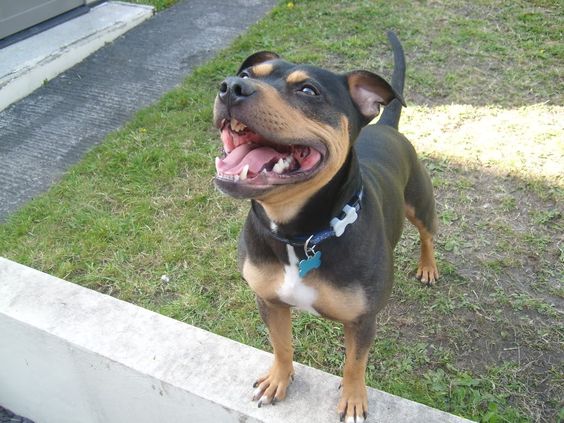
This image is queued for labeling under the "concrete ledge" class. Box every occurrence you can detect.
[0,257,474,422]
[0,1,154,112]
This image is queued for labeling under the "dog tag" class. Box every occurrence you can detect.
[330,204,358,237]
[298,250,322,278]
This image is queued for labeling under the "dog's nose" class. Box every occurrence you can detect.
[218,77,256,106]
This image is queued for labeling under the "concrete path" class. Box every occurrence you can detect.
[0,0,277,222]
[0,2,155,112]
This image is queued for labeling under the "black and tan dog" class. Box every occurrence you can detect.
[213,32,438,422]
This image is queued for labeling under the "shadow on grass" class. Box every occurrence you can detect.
[380,149,562,418]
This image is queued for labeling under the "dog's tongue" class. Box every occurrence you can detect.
[216,144,285,175]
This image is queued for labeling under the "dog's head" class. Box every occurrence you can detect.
[213,52,403,222]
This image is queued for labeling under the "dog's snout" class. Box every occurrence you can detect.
[218,77,256,106]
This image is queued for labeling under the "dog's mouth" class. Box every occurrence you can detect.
[215,118,324,186]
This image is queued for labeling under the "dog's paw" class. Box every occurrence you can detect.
[416,260,439,286]
[252,362,294,407]
[337,381,368,422]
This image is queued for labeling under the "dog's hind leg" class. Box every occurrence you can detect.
[406,206,439,285]
[404,161,439,285]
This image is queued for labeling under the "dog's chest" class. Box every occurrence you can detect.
[277,245,319,315]
[243,245,367,322]
[242,245,319,315]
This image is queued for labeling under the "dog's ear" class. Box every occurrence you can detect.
[237,51,280,75]
[346,70,406,121]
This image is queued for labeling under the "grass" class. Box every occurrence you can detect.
[123,0,178,12]
[1,0,563,421]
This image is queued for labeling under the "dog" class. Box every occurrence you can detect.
[212,31,439,423]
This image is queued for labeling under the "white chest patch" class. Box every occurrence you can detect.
[277,245,319,315]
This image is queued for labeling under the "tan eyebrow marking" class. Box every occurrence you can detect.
[252,63,274,77]
[286,70,310,84]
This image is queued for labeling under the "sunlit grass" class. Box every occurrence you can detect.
[402,104,564,187]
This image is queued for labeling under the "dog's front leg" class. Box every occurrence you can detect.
[252,296,295,406]
[338,318,376,422]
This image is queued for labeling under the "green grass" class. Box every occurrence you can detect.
[1,0,563,421]
[123,0,177,12]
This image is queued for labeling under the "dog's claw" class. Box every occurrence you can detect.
[252,365,293,408]
[257,395,270,408]
[252,387,262,402]
[338,380,368,423]
[416,259,439,286]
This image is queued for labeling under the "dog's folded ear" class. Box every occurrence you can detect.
[237,51,280,75]
[346,70,406,122]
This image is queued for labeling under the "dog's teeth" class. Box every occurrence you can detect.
[273,156,293,174]
[272,158,285,174]
[272,159,283,174]
[230,118,247,132]
[215,157,220,168]
[240,164,249,180]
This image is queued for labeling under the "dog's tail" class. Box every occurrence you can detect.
[378,31,406,129]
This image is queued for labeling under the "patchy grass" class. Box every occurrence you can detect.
[1,0,562,421]
[123,0,177,12]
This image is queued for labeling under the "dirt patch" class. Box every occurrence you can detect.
[379,123,563,421]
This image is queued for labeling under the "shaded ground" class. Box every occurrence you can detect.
[388,157,563,420]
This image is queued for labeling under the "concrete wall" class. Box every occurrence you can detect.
[0,257,474,423]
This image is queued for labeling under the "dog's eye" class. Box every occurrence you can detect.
[239,71,250,79]
[299,85,319,96]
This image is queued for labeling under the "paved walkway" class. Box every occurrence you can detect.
[0,0,277,222]
[0,405,33,423]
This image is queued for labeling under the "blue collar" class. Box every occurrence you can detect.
[253,187,363,277]
[255,187,364,248]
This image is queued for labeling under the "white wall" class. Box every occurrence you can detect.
[0,258,473,423]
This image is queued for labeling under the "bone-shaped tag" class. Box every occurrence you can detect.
[298,251,322,278]
[330,204,358,237]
